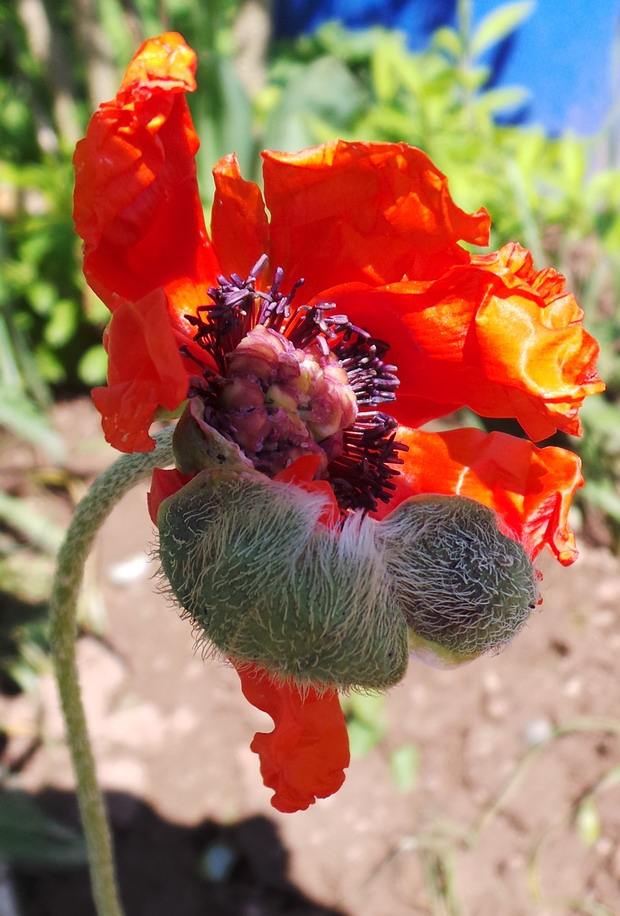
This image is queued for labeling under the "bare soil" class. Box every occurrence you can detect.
[2,399,620,915]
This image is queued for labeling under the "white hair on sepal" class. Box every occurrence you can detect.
[378,493,540,667]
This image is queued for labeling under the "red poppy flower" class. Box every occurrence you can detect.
[74,32,604,813]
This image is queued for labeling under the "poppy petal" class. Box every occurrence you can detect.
[377,427,583,565]
[236,663,350,813]
[73,31,219,313]
[274,456,340,527]
[261,141,490,298]
[148,466,196,524]
[211,153,270,281]
[321,249,603,440]
[90,288,189,452]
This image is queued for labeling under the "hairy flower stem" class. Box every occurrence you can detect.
[49,427,175,916]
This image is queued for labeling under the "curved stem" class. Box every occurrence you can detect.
[49,427,175,916]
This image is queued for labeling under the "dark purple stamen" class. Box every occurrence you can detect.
[333,332,400,408]
[184,259,408,515]
[257,268,305,329]
[328,412,407,513]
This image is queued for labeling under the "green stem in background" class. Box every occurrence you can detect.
[49,427,175,916]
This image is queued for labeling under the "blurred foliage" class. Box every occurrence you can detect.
[342,692,420,793]
[342,691,388,756]
[0,790,87,868]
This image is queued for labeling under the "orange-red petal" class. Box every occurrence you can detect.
[73,31,219,313]
[211,153,270,281]
[236,663,350,813]
[147,466,196,524]
[322,247,603,440]
[274,456,340,527]
[90,288,189,452]
[378,427,583,565]
[260,141,490,298]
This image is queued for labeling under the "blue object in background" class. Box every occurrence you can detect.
[273,0,620,135]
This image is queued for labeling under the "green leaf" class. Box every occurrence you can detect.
[43,299,78,348]
[0,791,87,867]
[371,33,406,102]
[193,53,254,199]
[78,344,108,386]
[0,387,65,463]
[347,719,384,757]
[581,482,620,523]
[575,796,601,848]
[470,1,535,59]
[432,26,463,61]
[263,56,365,152]
[389,744,419,793]
[460,64,491,91]
[476,86,530,116]
[0,491,65,554]
[343,692,387,756]
[27,281,56,316]
[347,691,386,728]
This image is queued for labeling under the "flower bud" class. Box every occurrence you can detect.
[378,495,540,667]
[157,468,409,690]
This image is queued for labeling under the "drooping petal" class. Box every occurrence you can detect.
[322,250,603,440]
[91,288,190,452]
[377,427,583,565]
[211,153,270,281]
[471,243,604,437]
[261,141,490,298]
[73,31,219,314]
[236,663,350,813]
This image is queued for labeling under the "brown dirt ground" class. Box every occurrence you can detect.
[2,398,620,916]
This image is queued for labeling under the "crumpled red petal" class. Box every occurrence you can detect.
[211,153,270,282]
[90,288,189,452]
[73,31,219,314]
[321,246,603,440]
[147,466,196,524]
[235,663,350,813]
[376,426,583,565]
[254,141,489,298]
[274,455,340,527]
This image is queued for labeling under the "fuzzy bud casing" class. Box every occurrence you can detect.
[157,468,409,690]
[379,494,540,667]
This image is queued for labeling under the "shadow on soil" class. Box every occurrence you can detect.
[11,788,348,916]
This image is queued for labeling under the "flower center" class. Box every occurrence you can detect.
[183,257,406,513]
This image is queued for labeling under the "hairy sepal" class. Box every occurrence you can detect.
[157,468,408,690]
[379,494,540,666]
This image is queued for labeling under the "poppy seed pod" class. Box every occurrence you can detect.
[379,495,540,667]
[157,467,409,690]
